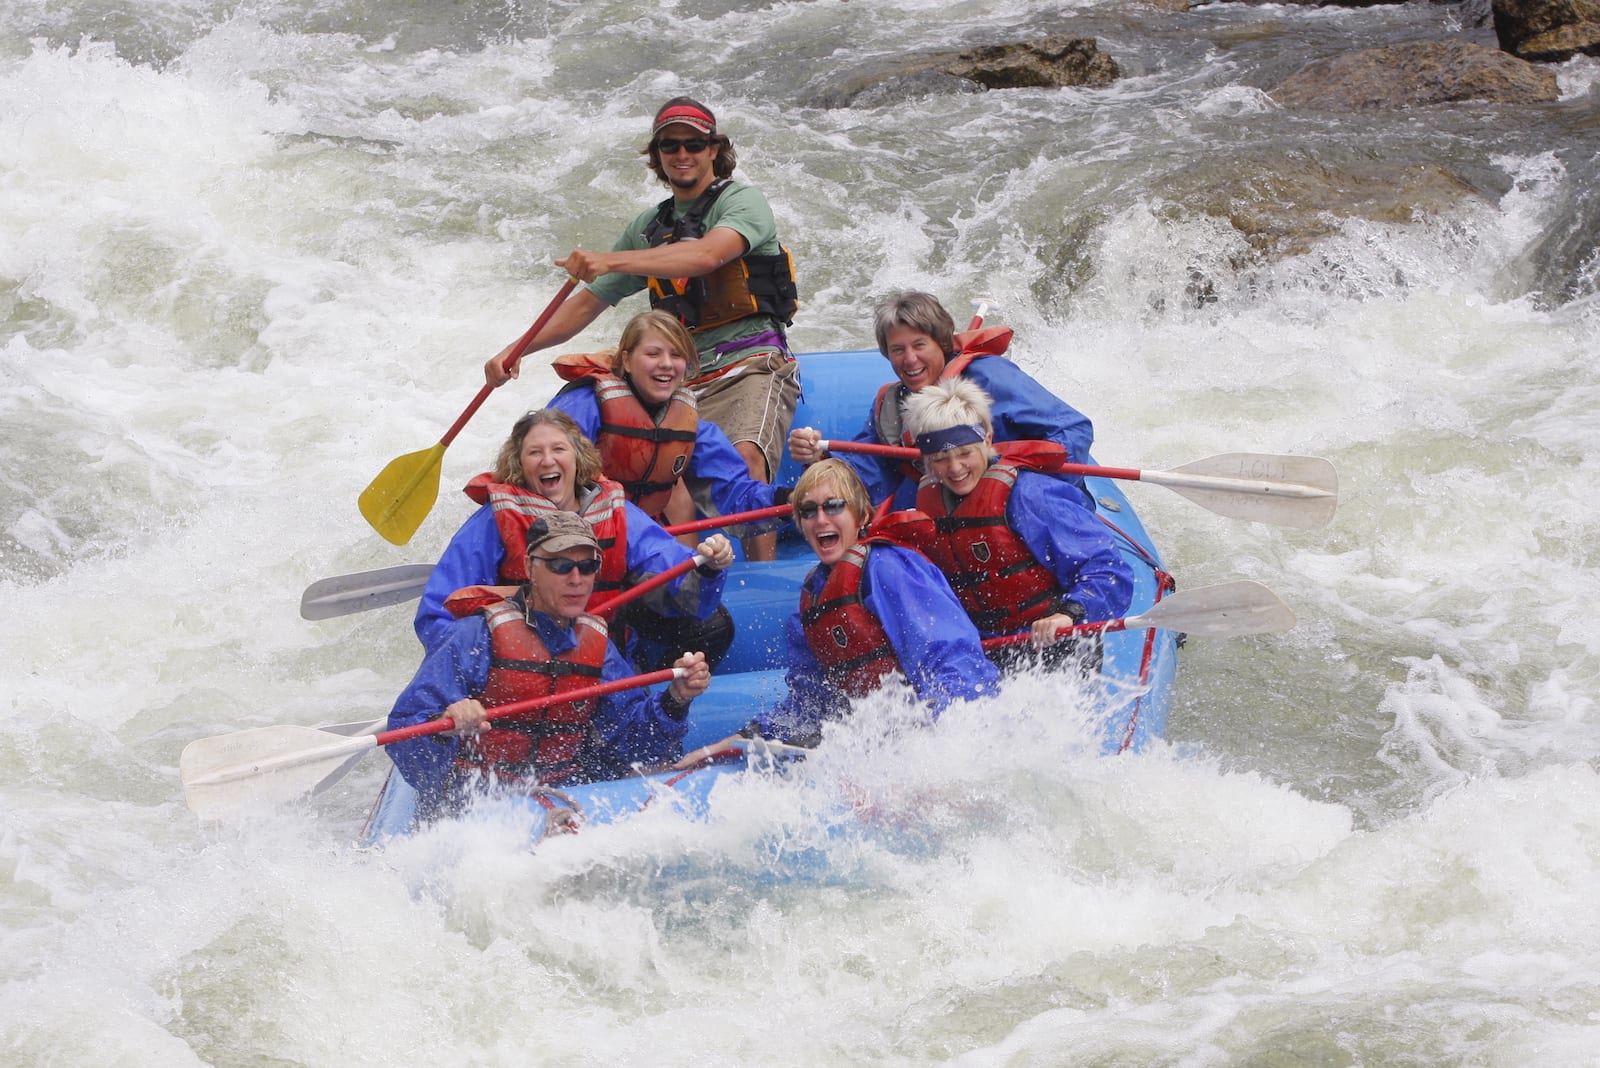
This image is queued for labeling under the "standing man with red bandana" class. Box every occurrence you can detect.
[485,97,801,561]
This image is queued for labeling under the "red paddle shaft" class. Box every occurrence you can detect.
[376,668,680,747]
[442,278,578,447]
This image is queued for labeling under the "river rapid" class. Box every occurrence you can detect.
[5,1,1600,1064]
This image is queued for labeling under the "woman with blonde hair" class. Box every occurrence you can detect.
[903,378,1132,672]
[546,308,789,559]
[684,459,998,753]
[414,407,737,671]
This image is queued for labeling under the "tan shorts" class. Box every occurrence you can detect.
[690,351,801,481]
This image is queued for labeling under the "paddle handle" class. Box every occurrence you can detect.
[981,619,1125,650]
[663,503,791,536]
[442,278,579,447]
[821,439,909,460]
[588,554,706,618]
[375,666,682,746]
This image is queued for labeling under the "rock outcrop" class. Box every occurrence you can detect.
[808,35,1118,108]
[1269,39,1559,110]
[1493,0,1600,60]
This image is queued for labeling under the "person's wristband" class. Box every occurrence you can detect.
[1060,598,1087,625]
[772,486,793,506]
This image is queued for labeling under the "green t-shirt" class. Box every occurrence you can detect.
[585,180,787,376]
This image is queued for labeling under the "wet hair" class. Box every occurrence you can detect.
[610,309,701,380]
[643,96,737,185]
[903,378,995,440]
[872,291,956,358]
[494,408,602,489]
[790,458,872,531]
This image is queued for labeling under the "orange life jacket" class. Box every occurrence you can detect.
[464,475,629,605]
[640,179,799,332]
[442,591,609,786]
[552,356,698,521]
[914,447,1067,635]
[869,326,1015,484]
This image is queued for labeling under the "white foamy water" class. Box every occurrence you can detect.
[5,3,1600,1064]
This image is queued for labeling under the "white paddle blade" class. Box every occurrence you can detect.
[180,725,377,819]
[300,564,435,620]
[1154,453,1339,529]
[315,718,387,737]
[1131,580,1296,639]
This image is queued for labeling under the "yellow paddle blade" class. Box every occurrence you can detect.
[358,442,446,545]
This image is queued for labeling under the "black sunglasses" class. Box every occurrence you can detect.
[655,137,711,155]
[530,555,602,576]
[795,497,850,521]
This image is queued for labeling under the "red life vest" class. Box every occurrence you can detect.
[869,326,1014,484]
[464,475,629,606]
[553,356,699,521]
[798,537,904,698]
[442,591,609,786]
[914,447,1066,635]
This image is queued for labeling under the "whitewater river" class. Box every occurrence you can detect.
[5,0,1600,1063]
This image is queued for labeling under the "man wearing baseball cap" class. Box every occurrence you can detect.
[484,96,801,561]
[386,510,712,820]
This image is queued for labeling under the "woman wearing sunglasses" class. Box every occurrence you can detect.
[682,459,999,755]
[414,408,737,671]
[389,511,711,821]
[545,309,788,556]
[902,379,1133,673]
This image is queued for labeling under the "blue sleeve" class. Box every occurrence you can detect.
[386,617,492,795]
[415,506,507,651]
[967,358,1095,472]
[587,639,690,766]
[1009,473,1135,624]
[622,501,726,620]
[690,419,779,516]
[862,546,1001,713]
[750,608,840,743]
[840,405,909,507]
[545,382,603,441]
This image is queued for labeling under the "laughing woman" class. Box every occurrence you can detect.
[682,459,999,755]
[546,309,787,559]
[902,378,1133,673]
[414,408,736,670]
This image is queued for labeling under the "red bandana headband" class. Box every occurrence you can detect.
[652,104,716,138]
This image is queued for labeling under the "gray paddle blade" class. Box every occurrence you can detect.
[1158,453,1339,530]
[1132,579,1297,638]
[299,563,434,620]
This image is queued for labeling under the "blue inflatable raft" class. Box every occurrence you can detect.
[361,349,1180,845]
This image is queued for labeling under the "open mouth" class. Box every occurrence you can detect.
[814,530,840,549]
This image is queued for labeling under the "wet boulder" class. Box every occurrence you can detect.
[1492,0,1600,60]
[807,34,1118,108]
[1166,153,1488,259]
[1269,39,1559,110]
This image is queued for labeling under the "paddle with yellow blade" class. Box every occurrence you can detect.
[358,278,578,545]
